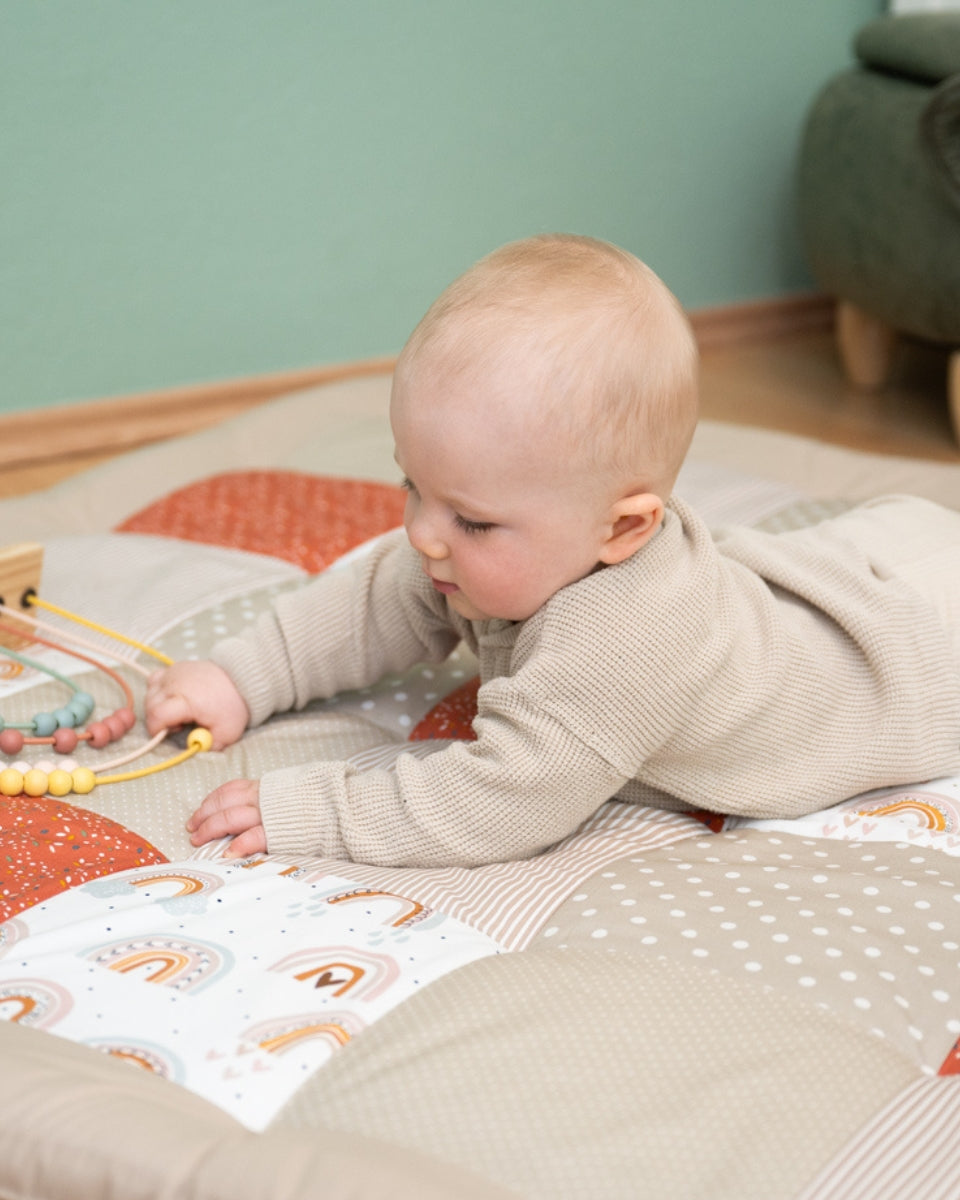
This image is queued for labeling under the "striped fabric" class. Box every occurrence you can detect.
[798,1076,960,1200]
[193,786,704,951]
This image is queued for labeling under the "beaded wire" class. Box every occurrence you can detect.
[0,620,136,755]
[0,596,211,798]
[0,642,94,732]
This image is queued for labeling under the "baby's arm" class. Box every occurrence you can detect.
[145,661,250,751]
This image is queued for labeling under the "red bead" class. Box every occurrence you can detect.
[86,721,110,749]
[104,712,127,741]
[0,729,24,755]
[114,707,136,733]
[52,727,79,754]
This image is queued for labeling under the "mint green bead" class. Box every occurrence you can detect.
[69,692,95,721]
[52,706,76,729]
[33,712,58,736]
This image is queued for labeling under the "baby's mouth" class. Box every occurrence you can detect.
[430,577,460,595]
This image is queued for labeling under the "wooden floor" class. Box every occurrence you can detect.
[1,328,957,501]
[698,328,959,463]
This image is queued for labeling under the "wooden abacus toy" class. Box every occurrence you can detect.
[0,542,212,798]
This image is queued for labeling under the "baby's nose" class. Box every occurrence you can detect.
[405,512,449,561]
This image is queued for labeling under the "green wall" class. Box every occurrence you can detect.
[0,1,882,416]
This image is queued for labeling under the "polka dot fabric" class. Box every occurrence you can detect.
[536,829,960,1076]
[0,795,166,922]
[117,471,407,574]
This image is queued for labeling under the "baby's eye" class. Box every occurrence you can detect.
[454,513,495,535]
[400,476,417,494]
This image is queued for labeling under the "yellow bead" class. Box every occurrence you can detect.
[47,769,74,797]
[71,767,96,795]
[187,726,214,752]
[23,769,49,797]
[0,768,24,796]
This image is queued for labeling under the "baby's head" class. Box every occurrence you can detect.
[390,234,700,622]
[395,233,698,498]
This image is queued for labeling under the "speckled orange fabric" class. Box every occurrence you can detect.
[117,471,406,573]
[0,797,167,921]
[940,1038,960,1075]
[409,677,480,742]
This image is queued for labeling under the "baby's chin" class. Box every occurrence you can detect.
[446,589,545,624]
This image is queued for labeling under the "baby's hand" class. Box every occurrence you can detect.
[145,661,249,751]
[187,778,265,859]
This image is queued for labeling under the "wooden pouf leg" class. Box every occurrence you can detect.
[836,300,898,389]
[949,350,960,447]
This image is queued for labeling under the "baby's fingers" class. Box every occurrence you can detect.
[187,778,261,842]
[145,691,192,737]
[188,803,262,846]
[223,826,268,860]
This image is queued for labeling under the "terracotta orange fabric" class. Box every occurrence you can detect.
[118,471,407,574]
[939,1039,960,1075]
[409,678,480,742]
[0,796,167,922]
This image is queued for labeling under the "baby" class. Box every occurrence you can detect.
[146,234,960,868]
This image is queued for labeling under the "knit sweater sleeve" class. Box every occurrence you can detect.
[209,529,461,725]
[257,676,630,867]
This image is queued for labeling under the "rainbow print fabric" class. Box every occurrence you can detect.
[0,856,499,1129]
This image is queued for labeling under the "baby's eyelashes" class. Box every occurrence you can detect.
[453,513,496,535]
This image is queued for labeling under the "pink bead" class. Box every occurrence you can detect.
[0,729,24,755]
[113,707,136,733]
[52,727,79,754]
[104,713,127,741]
[86,721,111,749]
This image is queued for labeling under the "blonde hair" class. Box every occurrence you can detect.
[395,234,699,497]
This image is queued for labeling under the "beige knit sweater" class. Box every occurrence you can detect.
[212,496,960,867]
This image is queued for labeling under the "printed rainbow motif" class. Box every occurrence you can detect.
[84,935,235,993]
[324,887,431,928]
[86,1036,185,1080]
[0,977,73,1027]
[243,1009,366,1056]
[855,790,960,833]
[269,945,401,1000]
[120,867,224,897]
[0,917,29,958]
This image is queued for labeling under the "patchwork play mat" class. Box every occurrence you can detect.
[2,373,960,1200]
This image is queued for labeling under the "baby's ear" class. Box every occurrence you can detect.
[598,493,665,565]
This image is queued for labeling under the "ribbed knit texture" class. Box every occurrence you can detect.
[212,496,960,867]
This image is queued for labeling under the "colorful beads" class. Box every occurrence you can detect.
[0,708,135,754]
[0,762,99,797]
